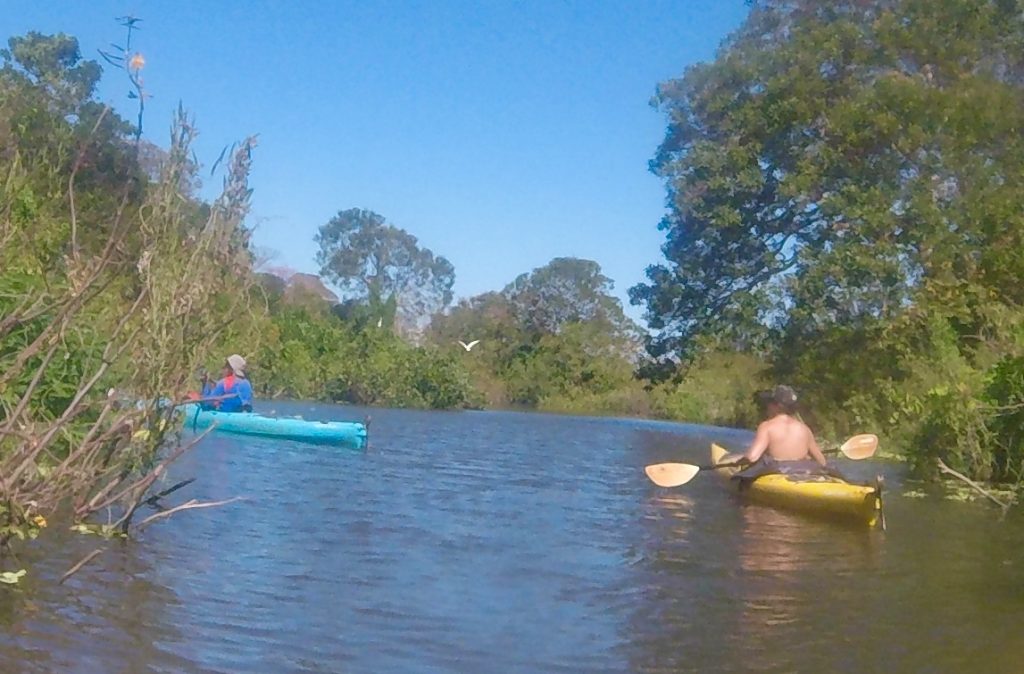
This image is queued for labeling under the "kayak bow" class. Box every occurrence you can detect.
[182,404,367,447]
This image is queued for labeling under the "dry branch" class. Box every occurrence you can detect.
[937,458,1014,515]
[134,496,245,532]
[59,548,105,585]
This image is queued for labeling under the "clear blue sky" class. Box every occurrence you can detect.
[7,1,748,321]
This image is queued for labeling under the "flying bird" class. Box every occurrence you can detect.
[376,317,383,328]
[457,340,480,352]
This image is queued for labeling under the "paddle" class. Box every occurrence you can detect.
[644,434,879,488]
[169,393,238,409]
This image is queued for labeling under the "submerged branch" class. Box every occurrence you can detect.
[143,477,196,510]
[134,496,245,532]
[59,548,104,585]
[937,458,1014,515]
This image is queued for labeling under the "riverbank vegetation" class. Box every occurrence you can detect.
[631,0,1024,484]
[0,25,258,553]
[2,0,1023,573]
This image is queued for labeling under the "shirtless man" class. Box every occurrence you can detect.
[735,385,831,478]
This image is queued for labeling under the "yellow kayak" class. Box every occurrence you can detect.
[711,443,883,526]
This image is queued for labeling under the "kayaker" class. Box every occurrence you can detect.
[733,385,837,479]
[199,354,254,413]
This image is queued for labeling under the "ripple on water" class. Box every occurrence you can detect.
[1,405,1023,673]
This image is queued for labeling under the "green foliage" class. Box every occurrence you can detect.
[4,32,101,109]
[503,257,638,339]
[0,27,262,547]
[427,258,646,411]
[255,303,474,409]
[633,0,1024,480]
[315,208,455,329]
[649,351,768,428]
[986,355,1024,481]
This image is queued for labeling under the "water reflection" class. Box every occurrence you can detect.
[1,530,196,674]
[734,502,881,573]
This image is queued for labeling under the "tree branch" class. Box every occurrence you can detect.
[937,458,1013,515]
[134,496,244,532]
[59,548,105,585]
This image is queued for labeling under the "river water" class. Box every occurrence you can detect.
[2,403,1023,673]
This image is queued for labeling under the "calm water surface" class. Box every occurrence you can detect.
[2,403,1023,673]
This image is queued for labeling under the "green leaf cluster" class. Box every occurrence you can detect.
[0,28,262,545]
[427,258,648,415]
[633,0,1024,480]
[254,301,474,409]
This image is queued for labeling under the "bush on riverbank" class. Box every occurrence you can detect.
[0,29,261,550]
[631,0,1024,482]
[254,301,476,409]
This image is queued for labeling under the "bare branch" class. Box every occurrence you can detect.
[937,458,1014,514]
[59,549,105,585]
[134,496,245,532]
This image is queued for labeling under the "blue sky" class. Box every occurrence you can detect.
[7,0,748,321]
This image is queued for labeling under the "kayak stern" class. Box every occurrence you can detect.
[710,443,881,526]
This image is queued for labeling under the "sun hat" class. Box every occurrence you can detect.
[226,354,247,377]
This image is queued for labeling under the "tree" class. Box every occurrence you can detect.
[428,291,524,362]
[427,258,645,406]
[630,0,1024,478]
[3,32,101,111]
[504,257,639,341]
[315,208,455,328]
[631,0,1024,356]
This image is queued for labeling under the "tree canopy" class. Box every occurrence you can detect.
[428,257,644,408]
[315,208,455,328]
[503,257,639,339]
[631,0,1024,479]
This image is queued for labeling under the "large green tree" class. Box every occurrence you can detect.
[504,257,640,340]
[633,0,1024,349]
[429,258,644,408]
[631,0,1024,478]
[315,208,455,326]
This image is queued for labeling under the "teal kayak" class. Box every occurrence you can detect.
[181,404,367,447]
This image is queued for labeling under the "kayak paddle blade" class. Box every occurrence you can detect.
[645,462,700,488]
[840,434,878,460]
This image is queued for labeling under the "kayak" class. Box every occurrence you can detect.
[710,443,882,526]
[181,404,368,447]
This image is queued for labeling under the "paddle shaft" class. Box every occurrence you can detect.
[697,438,871,469]
[693,450,843,472]
[170,393,238,408]
[692,459,748,471]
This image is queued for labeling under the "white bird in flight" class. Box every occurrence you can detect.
[457,339,480,352]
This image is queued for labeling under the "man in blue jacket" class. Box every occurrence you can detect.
[200,354,254,413]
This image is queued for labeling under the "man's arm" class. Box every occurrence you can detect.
[208,380,230,409]
[743,423,770,463]
[807,431,828,467]
[237,379,253,412]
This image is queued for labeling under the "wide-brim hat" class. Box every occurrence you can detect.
[226,354,247,377]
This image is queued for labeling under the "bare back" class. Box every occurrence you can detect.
[744,413,827,466]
